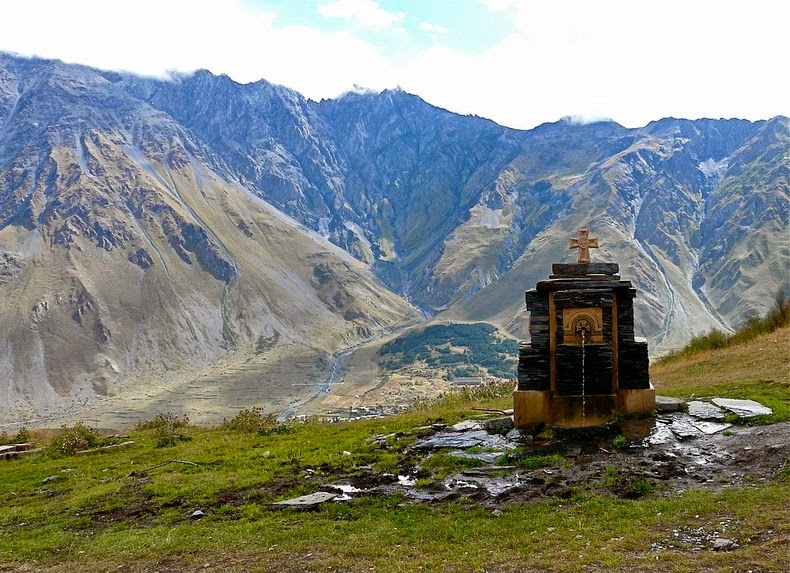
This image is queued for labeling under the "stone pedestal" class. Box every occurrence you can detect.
[515,262,655,428]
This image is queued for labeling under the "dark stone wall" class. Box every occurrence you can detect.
[518,344,549,391]
[618,340,650,389]
[526,290,550,346]
[520,290,550,391]
[518,281,650,394]
[616,288,636,342]
[556,344,612,395]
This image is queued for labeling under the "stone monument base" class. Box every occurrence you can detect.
[514,384,655,428]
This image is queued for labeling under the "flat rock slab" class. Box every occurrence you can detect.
[655,395,686,412]
[687,401,726,420]
[481,416,514,434]
[690,420,732,435]
[413,430,490,450]
[269,491,338,510]
[481,434,520,451]
[449,450,504,463]
[462,466,516,476]
[712,398,772,417]
[551,263,619,276]
[451,420,482,432]
[669,418,701,440]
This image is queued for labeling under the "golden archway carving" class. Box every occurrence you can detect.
[562,307,604,344]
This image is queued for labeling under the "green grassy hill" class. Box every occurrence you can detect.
[651,325,789,422]
[1,328,788,572]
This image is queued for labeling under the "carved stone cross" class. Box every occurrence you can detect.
[569,228,599,263]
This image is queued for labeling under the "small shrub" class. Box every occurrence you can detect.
[135,412,191,431]
[0,428,29,446]
[48,423,103,456]
[154,425,191,448]
[136,413,192,448]
[611,434,628,449]
[687,329,729,353]
[220,407,294,435]
[14,427,31,443]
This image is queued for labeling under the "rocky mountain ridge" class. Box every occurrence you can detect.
[0,54,420,423]
[0,53,787,423]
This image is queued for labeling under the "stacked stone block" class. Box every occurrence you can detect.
[517,262,651,395]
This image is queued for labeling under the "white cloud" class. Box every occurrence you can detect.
[317,0,404,30]
[0,0,786,129]
[420,22,449,35]
[0,0,397,98]
[403,0,790,128]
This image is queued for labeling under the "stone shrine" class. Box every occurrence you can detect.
[514,229,655,428]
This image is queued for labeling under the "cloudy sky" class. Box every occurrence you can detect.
[0,0,787,129]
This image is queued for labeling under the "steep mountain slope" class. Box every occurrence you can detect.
[0,53,787,422]
[448,116,789,350]
[0,55,419,422]
[97,63,788,343]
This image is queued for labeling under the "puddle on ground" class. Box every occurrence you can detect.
[620,417,656,440]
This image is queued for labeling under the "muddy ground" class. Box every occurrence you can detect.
[318,414,790,507]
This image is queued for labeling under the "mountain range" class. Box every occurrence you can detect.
[1,53,787,424]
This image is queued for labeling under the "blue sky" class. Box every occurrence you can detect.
[248,0,512,56]
[0,0,787,129]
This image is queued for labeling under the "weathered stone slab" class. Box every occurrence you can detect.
[449,450,503,463]
[687,400,725,420]
[481,416,514,434]
[479,434,520,451]
[655,395,686,412]
[669,418,700,440]
[451,420,482,432]
[536,279,632,292]
[413,430,490,450]
[690,420,732,435]
[551,263,620,276]
[268,491,338,510]
[461,466,516,476]
[712,398,772,418]
[712,538,738,551]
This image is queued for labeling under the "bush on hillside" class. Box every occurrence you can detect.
[220,407,294,435]
[48,423,103,456]
[135,413,193,448]
[0,427,30,446]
